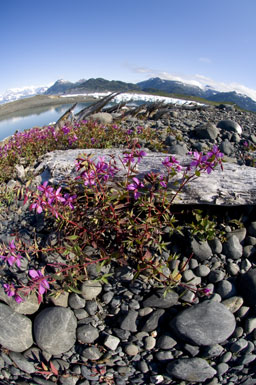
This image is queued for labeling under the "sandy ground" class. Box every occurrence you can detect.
[0,94,97,121]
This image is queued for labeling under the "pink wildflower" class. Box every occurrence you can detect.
[127,177,144,199]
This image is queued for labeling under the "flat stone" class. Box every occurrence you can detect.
[0,286,40,315]
[104,334,120,350]
[171,300,236,346]
[191,238,213,262]
[34,149,256,206]
[119,310,138,332]
[68,293,86,309]
[166,358,216,382]
[142,289,178,308]
[82,346,102,360]
[141,309,165,332]
[81,280,102,300]
[77,324,99,344]
[223,235,243,260]
[34,307,77,354]
[239,269,256,306]
[194,123,219,140]
[0,303,33,352]
[217,120,242,135]
[222,296,243,313]
[156,334,177,349]
[9,352,36,374]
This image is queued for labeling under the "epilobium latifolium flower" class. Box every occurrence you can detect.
[3,283,23,303]
[63,193,77,210]
[37,181,54,198]
[0,240,22,268]
[135,150,147,163]
[29,269,50,303]
[62,126,71,135]
[127,177,144,199]
[190,146,224,174]
[123,153,135,164]
[162,156,182,172]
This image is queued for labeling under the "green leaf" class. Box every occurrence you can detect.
[66,234,79,241]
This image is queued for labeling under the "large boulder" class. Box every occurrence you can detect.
[0,304,33,352]
[34,307,77,355]
[170,300,236,346]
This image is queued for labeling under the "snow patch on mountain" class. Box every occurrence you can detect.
[0,85,48,104]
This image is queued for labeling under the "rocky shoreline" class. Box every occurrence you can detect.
[0,102,256,385]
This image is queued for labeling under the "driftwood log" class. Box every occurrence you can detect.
[34,149,256,206]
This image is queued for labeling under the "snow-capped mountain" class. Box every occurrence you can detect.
[0,85,48,105]
[1,77,256,112]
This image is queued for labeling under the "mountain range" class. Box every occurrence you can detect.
[1,77,256,112]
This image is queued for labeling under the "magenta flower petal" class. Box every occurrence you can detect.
[29,269,39,279]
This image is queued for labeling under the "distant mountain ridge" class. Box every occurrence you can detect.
[1,77,256,112]
[45,78,140,94]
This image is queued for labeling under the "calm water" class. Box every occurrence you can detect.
[0,103,91,141]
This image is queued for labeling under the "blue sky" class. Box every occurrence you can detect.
[1,0,255,97]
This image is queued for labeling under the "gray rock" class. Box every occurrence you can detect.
[50,291,69,307]
[219,139,234,156]
[230,338,248,353]
[222,296,243,313]
[82,346,102,360]
[90,112,113,124]
[209,238,223,254]
[223,235,243,260]
[0,303,33,352]
[168,143,188,155]
[141,309,165,332]
[124,343,139,356]
[68,293,86,309]
[217,120,242,134]
[34,307,77,354]
[208,269,226,283]
[119,310,138,332]
[215,280,236,299]
[142,289,179,308]
[77,324,99,343]
[239,269,256,306]
[195,265,210,277]
[155,350,174,361]
[144,336,156,350]
[248,222,256,237]
[216,363,229,376]
[0,286,40,315]
[194,123,219,140]
[156,334,177,349]
[166,358,216,382]
[9,352,36,373]
[244,317,256,333]
[104,334,120,350]
[81,280,102,300]
[227,228,247,242]
[191,238,213,262]
[202,344,224,358]
[171,300,236,346]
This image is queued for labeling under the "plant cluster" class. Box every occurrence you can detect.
[0,134,224,304]
[0,120,165,183]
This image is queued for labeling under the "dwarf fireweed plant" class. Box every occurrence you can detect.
[0,119,165,183]
[0,143,224,304]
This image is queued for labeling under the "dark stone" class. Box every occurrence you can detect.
[166,358,216,382]
[141,309,165,332]
[171,300,236,346]
[34,307,77,354]
[239,269,256,306]
[142,289,179,308]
